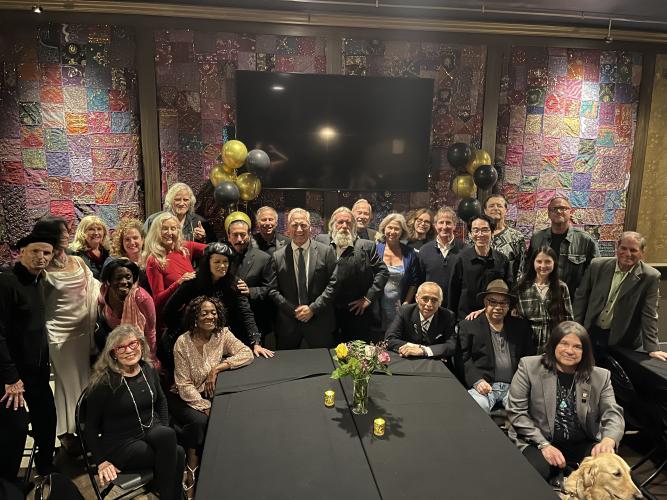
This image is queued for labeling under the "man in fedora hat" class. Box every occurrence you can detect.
[460,279,535,414]
[0,229,57,485]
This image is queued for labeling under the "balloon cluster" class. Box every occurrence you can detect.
[446,142,499,223]
[209,140,271,208]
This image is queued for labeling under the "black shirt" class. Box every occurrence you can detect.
[553,371,585,444]
[0,262,50,384]
[549,232,566,259]
[252,232,290,256]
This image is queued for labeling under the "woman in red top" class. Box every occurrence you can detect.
[142,212,206,314]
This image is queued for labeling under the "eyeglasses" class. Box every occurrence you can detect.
[486,299,510,308]
[114,339,140,354]
[549,206,570,213]
[471,227,491,235]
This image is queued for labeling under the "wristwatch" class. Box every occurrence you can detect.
[537,442,551,450]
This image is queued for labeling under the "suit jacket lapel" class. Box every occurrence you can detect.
[240,249,255,278]
[596,259,615,307]
[410,307,423,343]
[576,378,591,428]
[542,372,557,436]
[307,242,317,291]
[616,262,642,301]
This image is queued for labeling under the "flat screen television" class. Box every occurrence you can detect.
[235,70,434,191]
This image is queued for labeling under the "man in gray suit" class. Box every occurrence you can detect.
[574,231,667,362]
[269,208,338,349]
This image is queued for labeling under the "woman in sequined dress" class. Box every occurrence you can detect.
[506,321,625,482]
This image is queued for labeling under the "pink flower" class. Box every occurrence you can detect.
[378,351,390,365]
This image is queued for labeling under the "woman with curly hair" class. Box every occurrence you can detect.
[70,215,111,280]
[84,325,185,500]
[169,296,253,498]
[142,212,206,314]
[406,208,435,251]
[110,218,144,264]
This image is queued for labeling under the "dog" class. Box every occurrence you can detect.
[560,454,642,499]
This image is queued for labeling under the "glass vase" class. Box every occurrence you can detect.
[352,375,371,415]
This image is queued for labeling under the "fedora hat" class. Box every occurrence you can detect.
[477,279,516,303]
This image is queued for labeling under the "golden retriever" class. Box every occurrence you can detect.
[561,454,642,500]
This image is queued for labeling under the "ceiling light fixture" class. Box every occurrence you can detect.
[32,2,43,13]
[605,18,614,43]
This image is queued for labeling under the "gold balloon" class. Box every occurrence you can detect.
[466,149,492,176]
[222,163,236,174]
[451,174,476,198]
[210,164,236,187]
[236,172,262,201]
[222,140,248,169]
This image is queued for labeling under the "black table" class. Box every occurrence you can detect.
[199,349,556,499]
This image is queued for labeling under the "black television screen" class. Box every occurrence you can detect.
[235,71,434,191]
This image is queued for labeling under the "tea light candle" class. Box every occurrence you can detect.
[324,390,335,407]
[373,418,386,437]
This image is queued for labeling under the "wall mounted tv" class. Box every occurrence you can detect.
[235,70,434,191]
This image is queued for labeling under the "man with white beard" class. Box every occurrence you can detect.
[316,207,388,343]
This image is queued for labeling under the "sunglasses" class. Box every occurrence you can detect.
[114,339,140,354]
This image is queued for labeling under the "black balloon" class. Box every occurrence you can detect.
[472,164,498,189]
[245,149,270,172]
[214,181,240,207]
[447,142,473,169]
[457,197,482,223]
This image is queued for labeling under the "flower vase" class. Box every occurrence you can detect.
[352,375,370,415]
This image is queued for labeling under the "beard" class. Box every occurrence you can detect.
[333,228,355,248]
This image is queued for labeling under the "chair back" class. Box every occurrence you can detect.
[76,389,105,500]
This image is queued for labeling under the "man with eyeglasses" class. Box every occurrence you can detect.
[385,282,457,361]
[460,280,535,414]
[270,208,338,349]
[448,214,511,320]
[526,196,599,298]
[483,194,526,284]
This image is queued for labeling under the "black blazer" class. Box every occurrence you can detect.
[416,239,466,295]
[269,240,338,346]
[384,304,457,358]
[460,314,535,388]
[252,232,290,256]
[234,247,277,335]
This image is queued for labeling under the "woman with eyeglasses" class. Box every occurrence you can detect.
[515,246,573,353]
[507,321,624,482]
[84,325,185,500]
[406,208,435,251]
[162,243,264,377]
[169,296,253,498]
[448,214,511,320]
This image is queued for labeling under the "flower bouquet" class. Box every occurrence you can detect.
[332,340,391,414]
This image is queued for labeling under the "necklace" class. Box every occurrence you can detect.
[122,366,154,431]
[557,375,576,410]
[52,253,68,269]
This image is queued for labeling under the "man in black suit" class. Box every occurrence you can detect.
[385,282,456,359]
[460,279,535,414]
[269,208,338,349]
[351,198,377,241]
[252,206,290,256]
[316,206,388,343]
[225,212,276,356]
[417,207,466,298]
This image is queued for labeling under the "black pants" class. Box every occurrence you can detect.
[588,325,611,364]
[108,425,185,500]
[276,325,335,350]
[0,372,56,481]
[522,440,596,480]
[166,392,209,451]
[334,306,376,344]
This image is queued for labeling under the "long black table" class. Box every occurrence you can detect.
[199,349,556,499]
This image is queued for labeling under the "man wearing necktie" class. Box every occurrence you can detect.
[384,282,457,360]
[269,208,338,349]
[574,231,667,362]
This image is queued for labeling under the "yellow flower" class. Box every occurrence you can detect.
[335,343,349,360]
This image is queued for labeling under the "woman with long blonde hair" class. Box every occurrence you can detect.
[70,215,110,280]
[143,212,206,314]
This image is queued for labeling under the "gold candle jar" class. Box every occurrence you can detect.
[373,418,386,437]
[324,390,335,407]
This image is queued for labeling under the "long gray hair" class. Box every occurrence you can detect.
[89,325,153,389]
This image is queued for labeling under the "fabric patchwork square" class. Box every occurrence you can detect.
[505,144,524,167]
[559,136,579,155]
[574,154,597,173]
[570,191,589,207]
[561,117,579,137]
[567,59,584,80]
[598,102,615,125]
[523,135,543,154]
[581,82,599,101]
[588,191,606,208]
[40,86,64,104]
[548,56,567,76]
[573,173,592,191]
[66,113,88,134]
[87,88,109,111]
[97,205,119,228]
[558,154,576,171]
[580,101,599,119]
[179,133,203,151]
[518,175,539,192]
[46,151,70,177]
[541,154,558,172]
[71,182,96,202]
[563,80,582,100]
[542,136,560,156]
[525,114,543,135]
[596,127,615,147]
[88,112,111,134]
[599,83,614,102]
[50,200,75,220]
[20,127,44,148]
[22,148,47,169]
[616,63,632,84]
[523,153,542,175]
[614,84,634,103]
[580,118,599,140]
[603,209,616,224]
[600,225,623,242]
[70,157,93,182]
[0,139,21,162]
[543,116,562,137]
[115,181,139,204]
[62,65,85,86]
[95,182,118,204]
[583,63,600,82]
[19,102,42,126]
[509,105,527,129]
[159,128,178,150]
[26,186,50,208]
[604,190,624,210]
[557,172,573,189]
[74,203,99,222]
[0,162,27,185]
[18,62,40,81]
[44,128,68,152]
[237,51,256,71]
[503,167,522,185]
[111,112,131,133]
[18,81,40,102]
[63,86,87,113]
[535,189,557,208]
[67,135,91,158]
[564,98,581,117]
[538,171,558,188]
[516,193,536,210]
[544,94,563,115]
[41,64,63,86]
[109,90,130,112]
[0,110,20,140]
[511,65,527,91]
[600,63,616,83]
[86,63,112,89]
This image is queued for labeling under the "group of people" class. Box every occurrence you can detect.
[0,180,663,496]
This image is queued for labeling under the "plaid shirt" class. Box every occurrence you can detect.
[516,281,573,353]
[467,226,526,283]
